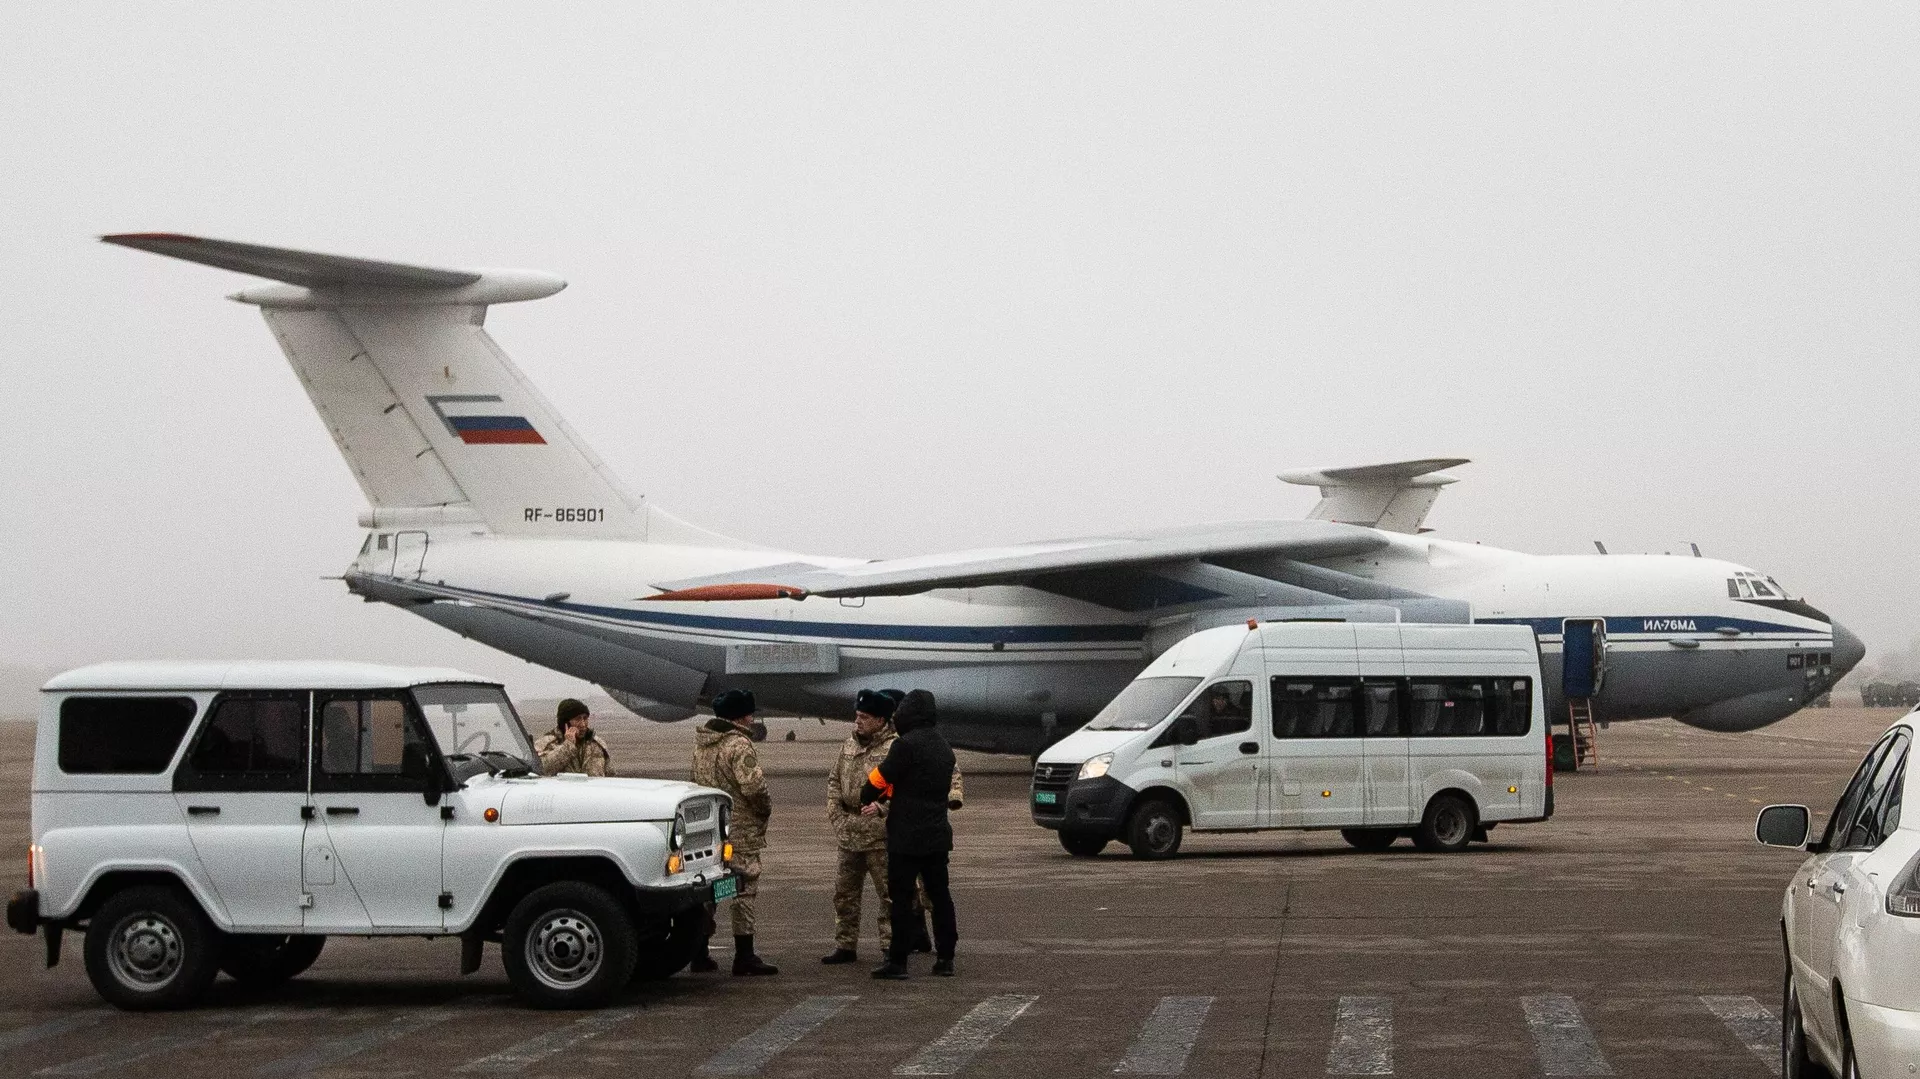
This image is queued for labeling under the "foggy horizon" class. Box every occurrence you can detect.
[5,6,1917,703]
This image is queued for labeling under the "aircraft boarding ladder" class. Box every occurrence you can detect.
[1566,698,1600,770]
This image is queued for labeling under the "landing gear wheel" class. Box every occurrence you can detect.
[219,934,326,987]
[1782,971,1815,1079]
[1058,831,1109,858]
[1124,798,1183,860]
[84,885,220,1010]
[749,722,768,743]
[1413,794,1476,853]
[502,881,637,1008]
[1340,828,1398,852]
[630,907,704,982]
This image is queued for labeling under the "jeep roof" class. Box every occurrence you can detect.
[43,660,491,693]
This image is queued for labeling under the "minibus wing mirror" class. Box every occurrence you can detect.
[1171,717,1199,746]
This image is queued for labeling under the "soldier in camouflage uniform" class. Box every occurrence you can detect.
[821,689,900,963]
[530,698,612,776]
[691,688,779,976]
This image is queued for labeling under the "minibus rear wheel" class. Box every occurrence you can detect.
[1059,831,1109,858]
[1125,798,1183,860]
[1414,793,1476,853]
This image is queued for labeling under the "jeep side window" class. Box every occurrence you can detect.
[174,693,308,792]
[314,695,434,791]
[58,696,198,774]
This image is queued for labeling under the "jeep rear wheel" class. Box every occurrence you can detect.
[503,881,637,1008]
[84,885,219,1010]
[220,934,326,987]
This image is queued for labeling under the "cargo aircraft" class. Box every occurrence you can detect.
[107,234,1864,754]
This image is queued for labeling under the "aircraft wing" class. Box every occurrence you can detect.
[646,519,1388,600]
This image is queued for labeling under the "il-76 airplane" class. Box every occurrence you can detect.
[108,233,1864,754]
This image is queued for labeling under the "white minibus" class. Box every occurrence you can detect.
[1031,622,1553,858]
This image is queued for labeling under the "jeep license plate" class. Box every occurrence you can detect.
[1033,791,1058,805]
[712,876,739,902]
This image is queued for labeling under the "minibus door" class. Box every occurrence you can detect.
[1167,680,1260,829]
[1354,625,1411,827]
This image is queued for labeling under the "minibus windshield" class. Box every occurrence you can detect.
[1086,677,1203,730]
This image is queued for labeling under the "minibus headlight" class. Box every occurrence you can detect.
[1888,846,1920,918]
[1077,753,1115,781]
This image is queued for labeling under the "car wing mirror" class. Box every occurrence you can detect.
[1171,716,1200,746]
[1755,804,1811,849]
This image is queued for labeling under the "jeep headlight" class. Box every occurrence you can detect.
[1077,753,1114,781]
[669,815,685,851]
[718,802,731,840]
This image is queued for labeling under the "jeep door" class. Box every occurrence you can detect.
[310,693,446,931]
[171,692,310,931]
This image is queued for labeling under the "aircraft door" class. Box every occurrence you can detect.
[391,531,429,580]
[1166,681,1259,829]
[1560,619,1607,698]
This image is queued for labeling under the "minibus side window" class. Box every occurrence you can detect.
[1408,679,1491,737]
[1271,678,1359,738]
[1360,681,1404,737]
[1490,678,1533,736]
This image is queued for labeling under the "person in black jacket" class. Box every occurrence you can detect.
[860,688,958,979]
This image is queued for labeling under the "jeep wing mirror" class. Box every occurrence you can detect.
[1755,804,1811,849]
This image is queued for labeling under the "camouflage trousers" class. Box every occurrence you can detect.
[728,849,762,936]
[832,847,891,951]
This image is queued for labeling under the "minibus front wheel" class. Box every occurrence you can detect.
[1124,798,1184,860]
[1058,831,1110,858]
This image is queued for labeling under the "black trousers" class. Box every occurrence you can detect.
[886,850,958,962]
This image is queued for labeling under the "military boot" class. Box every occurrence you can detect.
[820,947,858,964]
[690,934,718,973]
[732,935,779,976]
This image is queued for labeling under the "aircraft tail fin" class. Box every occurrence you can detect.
[1278,457,1469,534]
[105,234,740,546]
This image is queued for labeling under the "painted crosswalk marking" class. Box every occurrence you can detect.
[0,1014,105,1056]
[256,1007,456,1078]
[1521,995,1612,1076]
[1113,996,1213,1075]
[895,994,1039,1076]
[1700,995,1782,1076]
[1325,996,1393,1075]
[697,996,858,1076]
[457,1007,640,1074]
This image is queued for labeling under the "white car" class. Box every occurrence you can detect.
[1757,712,1920,1077]
[5,661,736,1010]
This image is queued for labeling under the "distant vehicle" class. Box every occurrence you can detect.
[5,662,734,1010]
[1756,714,1919,1078]
[1863,682,1920,709]
[104,233,1862,755]
[1030,622,1551,859]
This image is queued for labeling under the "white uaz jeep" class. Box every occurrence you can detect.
[6,662,736,1010]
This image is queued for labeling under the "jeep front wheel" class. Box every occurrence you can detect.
[83,885,220,1010]
[502,881,638,1008]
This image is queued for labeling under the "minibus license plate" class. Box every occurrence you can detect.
[1033,791,1058,805]
[712,877,739,902]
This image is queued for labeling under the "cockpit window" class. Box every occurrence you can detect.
[1727,571,1791,600]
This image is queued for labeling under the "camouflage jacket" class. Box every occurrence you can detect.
[827,727,964,851]
[692,720,771,852]
[531,731,611,777]
[827,728,897,851]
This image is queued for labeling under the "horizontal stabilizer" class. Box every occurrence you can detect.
[1278,457,1469,534]
[103,233,482,291]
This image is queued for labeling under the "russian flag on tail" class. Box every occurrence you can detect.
[427,395,547,445]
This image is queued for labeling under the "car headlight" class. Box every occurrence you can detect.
[717,802,731,840]
[1077,753,1115,781]
[669,816,685,851]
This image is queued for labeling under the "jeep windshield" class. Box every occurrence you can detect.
[1084,676,1203,731]
[412,684,536,780]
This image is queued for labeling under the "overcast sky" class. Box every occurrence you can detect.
[4,5,1917,697]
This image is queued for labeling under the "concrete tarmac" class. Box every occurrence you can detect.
[0,706,1901,1078]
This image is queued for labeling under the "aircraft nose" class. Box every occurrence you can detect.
[1832,621,1866,678]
